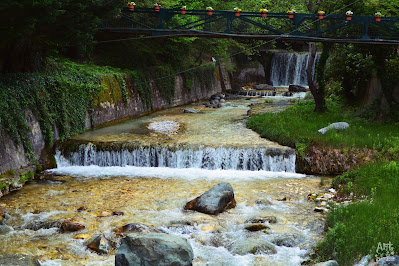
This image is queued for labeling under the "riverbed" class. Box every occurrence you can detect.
[0,97,330,265]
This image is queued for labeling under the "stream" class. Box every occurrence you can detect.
[0,97,330,265]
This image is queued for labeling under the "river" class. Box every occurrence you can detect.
[0,96,330,265]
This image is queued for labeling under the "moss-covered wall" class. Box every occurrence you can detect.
[0,60,226,187]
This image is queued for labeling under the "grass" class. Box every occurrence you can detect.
[316,161,399,265]
[247,100,399,153]
[247,100,399,265]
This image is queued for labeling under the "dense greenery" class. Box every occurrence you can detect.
[247,100,399,153]
[317,161,399,265]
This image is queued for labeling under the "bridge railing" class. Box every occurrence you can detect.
[98,7,399,44]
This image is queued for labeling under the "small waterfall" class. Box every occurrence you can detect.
[270,52,320,86]
[55,143,296,172]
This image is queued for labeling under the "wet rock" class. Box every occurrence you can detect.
[77,206,87,212]
[282,92,293,97]
[115,233,194,266]
[253,84,275,91]
[233,238,276,255]
[271,234,301,247]
[86,235,111,254]
[184,183,236,215]
[245,223,270,232]
[0,254,41,266]
[112,211,124,216]
[114,223,161,236]
[61,220,85,232]
[314,260,339,266]
[0,208,4,224]
[74,233,91,240]
[314,207,329,213]
[289,84,308,92]
[318,122,349,134]
[23,220,62,231]
[224,94,239,100]
[255,199,273,206]
[246,216,277,224]
[183,108,202,114]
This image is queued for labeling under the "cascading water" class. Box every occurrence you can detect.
[55,143,296,172]
[0,99,329,266]
[270,52,320,87]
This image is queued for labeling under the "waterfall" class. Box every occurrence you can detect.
[55,143,296,172]
[270,52,320,86]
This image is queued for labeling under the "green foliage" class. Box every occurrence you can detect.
[152,66,176,104]
[130,70,153,110]
[317,161,399,265]
[247,100,399,152]
[19,171,34,183]
[0,58,129,156]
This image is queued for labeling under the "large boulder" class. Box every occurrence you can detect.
[0,254,41,266]
[253,84,275,91]
[288,84,308,92]
[318,122,349,134]
[115,233,194,266]
[184,183,236,215]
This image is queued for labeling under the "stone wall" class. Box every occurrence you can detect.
[0,68,226,176]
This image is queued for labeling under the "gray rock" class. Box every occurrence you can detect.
[115,233,194,266]
[282,92,293,97]
[0,254,41,266]
[289,84,308,92]
[318,122,349,134]
[354,255,372,266]
[314,260,339,266]
[377,256,399,265]
[232,238,276,255]
[183,108,202,114]
[184,183,236,215]
[246,216,277,224]
[86,235,112,254]
[253,84,276,91]
[22,220,62,231]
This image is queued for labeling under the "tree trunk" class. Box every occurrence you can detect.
[307,42,327,112]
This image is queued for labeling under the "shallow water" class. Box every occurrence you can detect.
[0,175,330,265]
[0,97,329,265]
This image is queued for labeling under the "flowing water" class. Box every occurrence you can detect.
[0,98,330,265]
[270,52,320,87]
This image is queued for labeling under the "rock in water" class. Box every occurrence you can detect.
[288,84,308,92]
[184,183,236,215]
[0,254,41,266]
[252,84,276,91]
[318,122,349,134]
[114,223,162,236]
[115,233,194,266]
[61,221,85,232]
[86,235,111,254]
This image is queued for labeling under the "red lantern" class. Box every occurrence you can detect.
[128,4,134,11]
[261,12,267,18]
[235,12,240,17]
[288,12,294,19]
[181,9,186,14]
[346,15,352,21]
[375,16,381,22]
[318,15,324,19]
[207,11,213,15]
[154,5,160,12]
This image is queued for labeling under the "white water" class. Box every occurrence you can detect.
[48,165,305,180]
[270,52,320,86]
[55,143,296,172]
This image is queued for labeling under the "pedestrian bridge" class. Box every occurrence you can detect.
[98,7,399,45]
